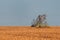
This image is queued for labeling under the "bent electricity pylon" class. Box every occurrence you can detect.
[31,14,48,27]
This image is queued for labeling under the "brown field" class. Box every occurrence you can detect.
[0,26,60,40]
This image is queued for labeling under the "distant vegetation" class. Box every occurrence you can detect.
[31,14,48,27]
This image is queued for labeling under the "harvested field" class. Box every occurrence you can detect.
[0,26,60,40]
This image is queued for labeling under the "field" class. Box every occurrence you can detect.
[0,26,60,40]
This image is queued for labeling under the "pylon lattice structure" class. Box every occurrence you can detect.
[31,14,48,27]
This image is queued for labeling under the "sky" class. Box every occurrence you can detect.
[0,0,60,26]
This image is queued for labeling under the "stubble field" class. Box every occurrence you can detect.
[0,26,60,40]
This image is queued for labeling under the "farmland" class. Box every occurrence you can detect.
[0,26,60,40]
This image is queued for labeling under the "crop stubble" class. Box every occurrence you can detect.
[0,26,60,40]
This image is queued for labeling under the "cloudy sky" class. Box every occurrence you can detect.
[0,0,60,26]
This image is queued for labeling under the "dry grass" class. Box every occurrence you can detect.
[0,26,60,40]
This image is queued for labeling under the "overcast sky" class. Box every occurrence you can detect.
[0,0,60,26]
